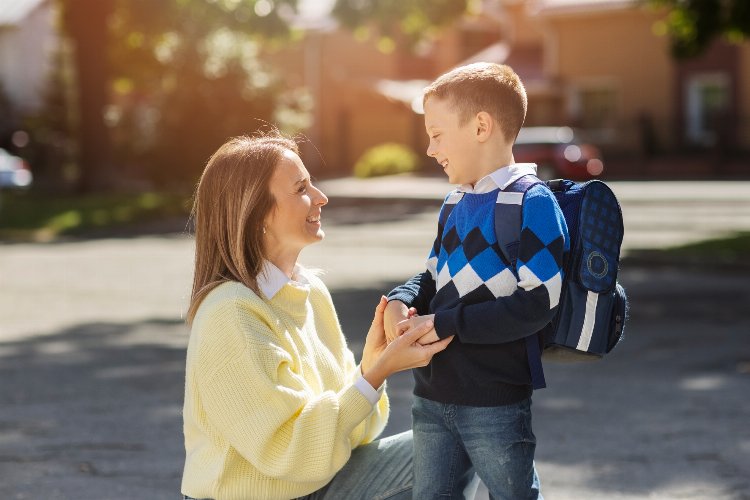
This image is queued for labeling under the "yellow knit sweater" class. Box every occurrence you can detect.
[181,272,389,500]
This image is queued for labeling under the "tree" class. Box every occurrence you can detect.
[61,0,115,192]
[105,0,302,188]
[332,0,469,48]
[649,0,750,58]
[58,0,300,192]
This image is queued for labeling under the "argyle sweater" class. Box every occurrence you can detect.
[388,170,569,406]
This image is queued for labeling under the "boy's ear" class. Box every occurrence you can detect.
[475,111,493,143]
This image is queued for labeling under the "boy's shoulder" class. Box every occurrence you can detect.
[442,188,466,205]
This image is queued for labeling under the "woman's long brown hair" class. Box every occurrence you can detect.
[186,132,299,323]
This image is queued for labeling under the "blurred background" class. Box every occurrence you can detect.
[1,1,749,498]
[0,0,748,201]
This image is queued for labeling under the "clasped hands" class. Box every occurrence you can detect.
[383,300,443,346]
[360,297,452,389]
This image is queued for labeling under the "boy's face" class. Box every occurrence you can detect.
[424,96,481,186]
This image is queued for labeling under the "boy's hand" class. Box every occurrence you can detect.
[361,297,452,389]
[384,300,417,343]
[398,314,443,345]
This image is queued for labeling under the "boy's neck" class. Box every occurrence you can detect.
[468,142,515,187]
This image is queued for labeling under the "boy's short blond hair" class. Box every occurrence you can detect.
[423,62,527,143]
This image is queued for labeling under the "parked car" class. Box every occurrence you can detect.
[0,148,33,189]
[513,126,604,180]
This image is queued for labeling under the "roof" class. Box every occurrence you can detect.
[0,0,46,27]
[457,42,551,89]
[291,0,337,31]
[532,0,635,15]
[372,78,430,113]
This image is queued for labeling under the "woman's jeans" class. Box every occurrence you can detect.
[412,395,542,500]
[185,430,413,500]
[300,430,413,500]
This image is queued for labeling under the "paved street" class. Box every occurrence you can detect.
[0,179,749,499]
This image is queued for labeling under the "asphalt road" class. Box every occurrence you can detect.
[0,179,748,499]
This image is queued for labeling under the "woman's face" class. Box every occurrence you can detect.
[264,150,328,259]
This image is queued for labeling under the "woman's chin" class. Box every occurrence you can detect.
[309,228,325,242]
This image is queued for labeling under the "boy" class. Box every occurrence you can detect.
[385,63,569,499]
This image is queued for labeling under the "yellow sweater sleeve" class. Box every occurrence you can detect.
[192,284,386,485]
[307,275,390,446]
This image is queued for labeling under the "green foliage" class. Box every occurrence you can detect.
[353,143,419,178]
[332,0,469,48]
[0,190,190,239]
[104,0,311,189]
[669,231,750,258]
[648,0,750,58]
[626,231,750,269]
[54,0,310,192]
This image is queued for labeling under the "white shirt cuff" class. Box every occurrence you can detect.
[353,374,384,406]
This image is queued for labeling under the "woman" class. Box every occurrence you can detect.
[181,132,452,500]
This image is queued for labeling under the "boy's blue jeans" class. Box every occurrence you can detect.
[412,395,542,500]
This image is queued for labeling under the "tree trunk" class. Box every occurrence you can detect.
[62,0,115,193]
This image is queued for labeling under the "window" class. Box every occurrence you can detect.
[685,73,730,147]
[579,87,617,130]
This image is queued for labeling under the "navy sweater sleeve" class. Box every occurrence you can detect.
[433,185,569,344]
[386,195,449,313]
[386,271,436,315]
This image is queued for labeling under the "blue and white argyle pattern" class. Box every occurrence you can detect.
[427,185,566,309]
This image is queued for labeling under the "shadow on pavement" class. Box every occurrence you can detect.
[1,267,748,499]
[0,318,187,499]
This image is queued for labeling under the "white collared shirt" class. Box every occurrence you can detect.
[259,260,383,405]
[458,162,538,194]
[258,260,309,300]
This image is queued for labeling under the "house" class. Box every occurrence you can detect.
[270,0,508,174]
[526,0,750,175]
[278,0,749,177]
[0,0,58,115]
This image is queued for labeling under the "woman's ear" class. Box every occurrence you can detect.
[475,111,493,143]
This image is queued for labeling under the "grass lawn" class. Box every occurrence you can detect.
[0,190,192,240]
[626,231,750,267]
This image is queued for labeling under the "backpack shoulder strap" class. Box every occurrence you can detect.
[494,175,543,267]
[493,174,548,390]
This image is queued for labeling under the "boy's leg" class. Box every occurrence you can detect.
[455,398,542,500]
[303,430,413,500]
[412,395,476,499]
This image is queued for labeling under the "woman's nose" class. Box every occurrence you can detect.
[314,186,328,206]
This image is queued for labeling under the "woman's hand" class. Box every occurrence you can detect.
[361,297,453,389]
[395,314,440,345]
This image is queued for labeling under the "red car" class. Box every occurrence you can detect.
[513,126,604,180]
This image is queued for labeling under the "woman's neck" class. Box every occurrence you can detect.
[265,249,299,279]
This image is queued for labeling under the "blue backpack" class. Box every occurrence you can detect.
[495,176,629,389]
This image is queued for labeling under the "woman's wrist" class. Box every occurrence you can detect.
[361,361,388,391]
